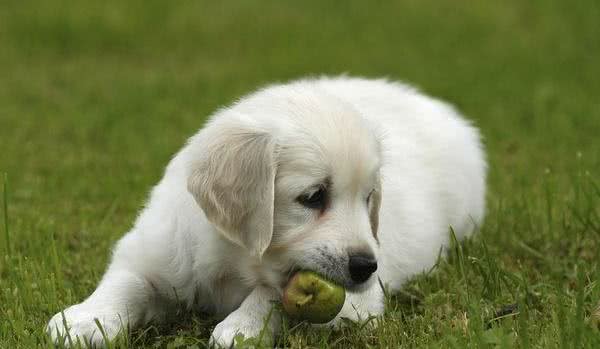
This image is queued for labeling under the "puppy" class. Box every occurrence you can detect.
[47,76,486,347]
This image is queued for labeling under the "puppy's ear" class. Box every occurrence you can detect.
[369,178,382,242]
[187,121,276,257]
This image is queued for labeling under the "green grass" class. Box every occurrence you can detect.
[1,0,599,347]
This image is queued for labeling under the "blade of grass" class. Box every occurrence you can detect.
[3,173,10,257]
[94,318,113,349]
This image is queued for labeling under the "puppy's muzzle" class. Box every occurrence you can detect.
[348,253,377,284]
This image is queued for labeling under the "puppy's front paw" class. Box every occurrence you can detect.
[46,303,124,347]
[210,311,273,348]
[322,286,385,330]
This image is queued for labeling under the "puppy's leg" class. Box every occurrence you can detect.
[47,267,159,347]
[328,281,385,327]
[210,286,281,347]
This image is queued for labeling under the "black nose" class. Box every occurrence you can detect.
[348,254,377,284]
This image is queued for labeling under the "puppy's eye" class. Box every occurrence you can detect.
[297,187,327,210]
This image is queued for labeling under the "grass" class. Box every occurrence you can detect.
[1,0,599,347]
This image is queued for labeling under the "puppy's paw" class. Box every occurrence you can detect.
[46,303,125,347]
[210,311,273,348]
[320,288,385,330]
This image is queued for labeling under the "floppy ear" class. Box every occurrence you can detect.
[369,178,382,242]
[187,122,276,257]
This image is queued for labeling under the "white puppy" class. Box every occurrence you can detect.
[47,76,486,347]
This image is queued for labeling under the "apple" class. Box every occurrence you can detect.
[282,270,346,323]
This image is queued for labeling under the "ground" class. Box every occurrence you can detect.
[1,0,599,348]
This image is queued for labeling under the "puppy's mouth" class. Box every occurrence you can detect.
[282,267,302,289]
[282,267,373,293]
[345,276,376,293]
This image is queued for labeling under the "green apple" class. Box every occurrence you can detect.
[282,270,346,323]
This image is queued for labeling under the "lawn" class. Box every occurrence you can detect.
[1,0,599,347]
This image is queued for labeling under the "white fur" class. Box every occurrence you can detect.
[47,77,486,347]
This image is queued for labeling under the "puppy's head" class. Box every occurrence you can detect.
[188,90,382,291]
